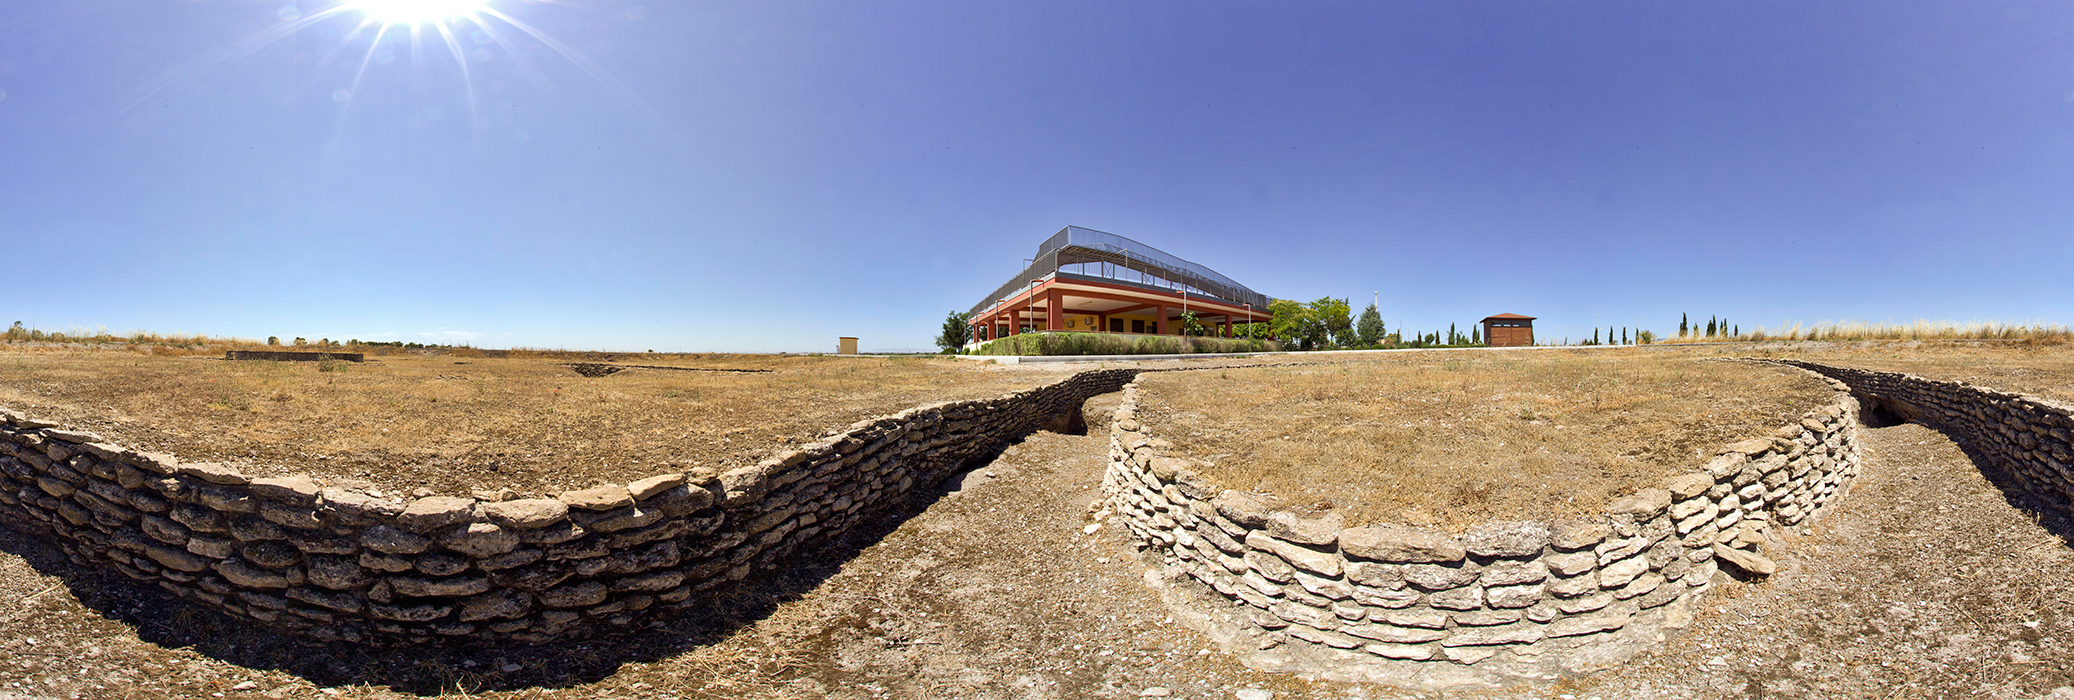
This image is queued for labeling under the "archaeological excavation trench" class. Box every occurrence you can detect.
[0,358,2069,690]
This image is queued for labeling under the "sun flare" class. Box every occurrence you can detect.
[346,0,490,24]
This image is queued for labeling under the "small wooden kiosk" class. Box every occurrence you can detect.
[1481,313,1536,347]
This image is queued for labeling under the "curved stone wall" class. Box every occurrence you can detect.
[1104,371,1864,688]
[0,369,1140,645]
[1775,360,2074,517]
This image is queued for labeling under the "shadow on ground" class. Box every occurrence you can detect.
[1856,393,2074,552]
[0,441,1023,696]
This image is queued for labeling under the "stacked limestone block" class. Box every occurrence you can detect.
[1104,375,1862,687]
[0,368,1140,646]
[1778,360,2074,518]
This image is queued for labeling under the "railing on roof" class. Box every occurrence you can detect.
[968,227,1270,318]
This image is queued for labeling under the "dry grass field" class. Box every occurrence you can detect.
[1136,348,1835,530]
[1747,338,2074,403]
[2,338,2071,698]
[0,346,1083,495]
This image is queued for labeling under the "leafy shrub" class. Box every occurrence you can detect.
[974,332,1281,356]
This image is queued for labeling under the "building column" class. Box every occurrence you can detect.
[1155,305,1168,335]
[1045,289,1064,331]
[1097,313,1108,334]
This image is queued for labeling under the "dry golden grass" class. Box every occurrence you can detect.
[1742,337,2074,404]
[0,346,1075,496]
[1137,348,1834,531]
[3,324,262,349]
[1674,319,2073,344]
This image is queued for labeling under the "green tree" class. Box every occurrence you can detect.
[1680,313,1689,337]
[935,311,973,352]
[1705,317,1716,337]
[1592,328,1600,345]
[1307,297,1354,347]
[1178,311,1209,337]
[1356,303,1385,346]
[1266,299,1307,345]
[1471,325,1481,344]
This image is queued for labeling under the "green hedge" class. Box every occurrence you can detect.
[973,332,1281,356]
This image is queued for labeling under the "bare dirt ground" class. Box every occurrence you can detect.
[6,385,2074,700]
[1135,352,1832,529]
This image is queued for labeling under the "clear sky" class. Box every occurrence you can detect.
[4,1,2072,352]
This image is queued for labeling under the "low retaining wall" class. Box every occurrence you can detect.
[1776,360,2074,517]
[1104,371,1864,688]
[0,369,1140,645]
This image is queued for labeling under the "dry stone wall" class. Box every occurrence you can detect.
[0,368,1139,646]
[1104,373,1864,688]
[1776,360,2074,518]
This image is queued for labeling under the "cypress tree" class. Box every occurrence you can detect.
[1680,313,1689,337]
[1593,328,1600,345]
[1472,326,1481,344]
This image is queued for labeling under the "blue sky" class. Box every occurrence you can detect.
[4,1,2072,352]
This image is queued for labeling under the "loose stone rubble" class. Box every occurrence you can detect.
[1103,370,1866,688]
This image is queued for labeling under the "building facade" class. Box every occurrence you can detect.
[967,227,1271,345]
[1481,313,1536,347]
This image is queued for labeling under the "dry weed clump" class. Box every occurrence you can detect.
[1137,350,1833,531]
[0,348,1071,496]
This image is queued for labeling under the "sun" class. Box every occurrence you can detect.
[345,0,490,24]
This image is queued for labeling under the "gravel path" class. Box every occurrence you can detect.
[3,405,2073,699]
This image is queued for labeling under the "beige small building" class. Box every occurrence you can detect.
[837,337,859,355]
